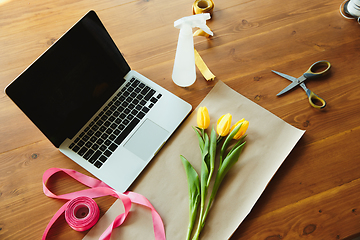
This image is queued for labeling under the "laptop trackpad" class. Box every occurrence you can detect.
[124,119,169,161]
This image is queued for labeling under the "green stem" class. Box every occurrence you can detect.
[186,206,198,240]
[191,187,217,240]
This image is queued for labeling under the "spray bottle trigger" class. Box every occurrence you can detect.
[197,24,213,36]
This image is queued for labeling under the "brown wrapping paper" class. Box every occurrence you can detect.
[84,81,305,239]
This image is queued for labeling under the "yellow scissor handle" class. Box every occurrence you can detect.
[308,90,326,109]
[303,60,331,79]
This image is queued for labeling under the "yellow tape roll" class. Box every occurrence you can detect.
[193,0,215,15]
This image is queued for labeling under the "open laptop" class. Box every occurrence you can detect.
[5,10,192,192]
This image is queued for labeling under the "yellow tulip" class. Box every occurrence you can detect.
[230,118,249,140]
[197,106,210,129]
[216,113,232,136]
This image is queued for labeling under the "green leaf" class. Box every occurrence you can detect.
[227,135,247,157]
[207,127,217,186]
[219,123,242,165]
[217,141,246,192]
[200,156,209,206]
[181,155,201,240]
[193,127,205,153]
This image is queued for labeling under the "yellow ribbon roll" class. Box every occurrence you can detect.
[193,0,215,15]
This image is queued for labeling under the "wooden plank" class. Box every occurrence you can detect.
[232,175,360,239]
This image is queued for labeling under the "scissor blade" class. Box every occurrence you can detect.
[276,81,299,96]
[272,70,298,82]
[272,70,300,96]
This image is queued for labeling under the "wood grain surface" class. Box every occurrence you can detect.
[1,0,360,239]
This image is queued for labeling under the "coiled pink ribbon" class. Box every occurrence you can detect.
[42,168,166,240]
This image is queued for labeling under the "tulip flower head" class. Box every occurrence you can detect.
[230,118,249,140]
[216,113,232,136]
[197,106,210,130]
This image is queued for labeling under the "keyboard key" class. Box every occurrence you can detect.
[72,145,80,153]
[115,118,140,145]
[78,140,85,147]
[150,97,158,103]
[131,79,140,87]
[84,149,94,160]
[141,86,150,95]
[89,150,101,163]
[101,133,109,140]
[99,145,107,151]
[109,143,118,152]
[131,109,138,115]
[99,155,108,163]
[104,150,112,157]
[144,89,156,101]
[85,141,92,148]
[127,114,134,120]
[137,112,145,119]
[142,107,150,113]
[110,105,117,111]
[78,147,88,156]
[104,121,111,127]
[109,134,116,141]
[94,161,103,168]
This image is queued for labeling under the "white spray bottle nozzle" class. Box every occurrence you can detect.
[174,13,213,36]
[172,13,213,87]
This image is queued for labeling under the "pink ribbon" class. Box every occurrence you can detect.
[42,168,166,240]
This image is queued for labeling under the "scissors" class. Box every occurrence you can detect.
[272,60,331,109]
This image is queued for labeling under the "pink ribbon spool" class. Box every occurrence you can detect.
[64,196,100,232]
[42,168,166,240]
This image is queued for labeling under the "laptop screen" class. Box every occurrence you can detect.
[5,11,131,147]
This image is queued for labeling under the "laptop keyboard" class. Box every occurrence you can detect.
[69,77,162,169]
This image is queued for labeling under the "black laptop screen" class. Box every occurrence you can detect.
[5,11,131,147]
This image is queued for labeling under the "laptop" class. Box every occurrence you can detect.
[4,10,192,192]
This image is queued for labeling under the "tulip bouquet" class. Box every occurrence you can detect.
[181,107,249,240]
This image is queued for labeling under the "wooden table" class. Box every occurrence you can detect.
[1,0,360,239]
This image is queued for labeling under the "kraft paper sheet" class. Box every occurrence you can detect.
[84,81,305,240]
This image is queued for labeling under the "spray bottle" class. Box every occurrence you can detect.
[172,13,213,87]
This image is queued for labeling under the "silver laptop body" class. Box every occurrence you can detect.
[5,10,191,192]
